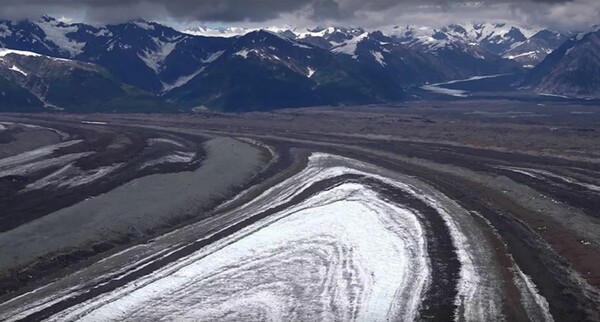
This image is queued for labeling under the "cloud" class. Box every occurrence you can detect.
[0,0,597,31]
[0,0,310,23]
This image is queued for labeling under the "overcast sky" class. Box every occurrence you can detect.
[0,0,598,31]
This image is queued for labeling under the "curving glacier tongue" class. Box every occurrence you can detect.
[48,182,430,321]
[31,153,553,322]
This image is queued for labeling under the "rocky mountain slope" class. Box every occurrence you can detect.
[504,30,570,68]
[0,17,595,111]
[0,49,164,112]
[523,27,600,98]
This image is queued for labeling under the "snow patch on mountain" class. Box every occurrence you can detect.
[331,32,369,58]
[35,19,85,57]
[138,37,178,73]
[0,49,42,58]
[234,49,253,59]
[371,51,386,66]
[86,28,113,38]
[294,43,312,49]
[202,50,225,63]
[162,67,205,92]
[295,27,337,39]
[505,51,537,60]
[8,65,27,76]
[106,40,132,51]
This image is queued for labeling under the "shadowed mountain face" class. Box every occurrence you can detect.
[162,30,481,111]
[503,30,570,68]
[523,28,600,98]
[0,49,167,112]
[0,17,596,111]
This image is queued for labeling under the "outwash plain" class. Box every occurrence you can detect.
[0,99,599,321]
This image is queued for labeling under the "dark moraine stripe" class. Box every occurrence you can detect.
[421,175,599,321]
[360,178,460,320]
[489,167,600,219]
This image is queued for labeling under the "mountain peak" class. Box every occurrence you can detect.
[40,15,56,23]
[127,19,156,31]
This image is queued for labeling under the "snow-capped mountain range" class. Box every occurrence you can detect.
[187,23,547,56]
[0,16,595,112]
